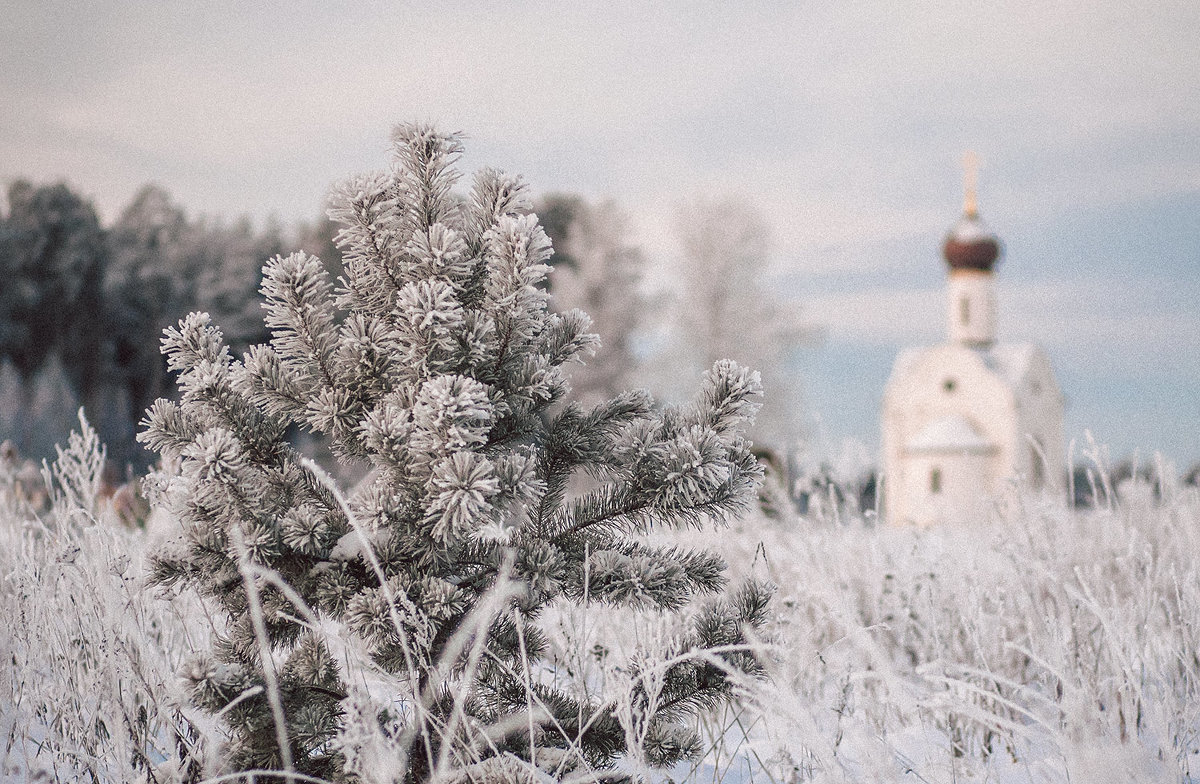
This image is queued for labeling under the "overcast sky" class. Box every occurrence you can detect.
[3,1,1199,467]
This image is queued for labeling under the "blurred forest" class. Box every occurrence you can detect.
[0,179,818,478]
[0,180,336,470]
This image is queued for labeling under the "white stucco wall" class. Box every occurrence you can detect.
[881,341,1064,526]
[947,270,997,346]
[1009,347,1066,492]
[902,450,994,526]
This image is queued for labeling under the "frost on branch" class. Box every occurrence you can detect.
[139,123,768,782]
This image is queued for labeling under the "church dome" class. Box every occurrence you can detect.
[943,153,1002,272]
[943,211,1001,271]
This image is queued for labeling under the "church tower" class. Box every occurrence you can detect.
[881,157,1065,526]
[944,155,1000,347]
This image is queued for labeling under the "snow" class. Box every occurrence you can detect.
[329,528,380,561]
[4,424,1199,783]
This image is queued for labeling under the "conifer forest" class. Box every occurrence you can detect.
[2,125,1199,784]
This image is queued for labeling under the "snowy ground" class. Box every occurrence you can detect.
[3,430,1198,782]
[653,476,1200,783]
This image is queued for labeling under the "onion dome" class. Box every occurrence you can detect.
[943,210,1001,271]
[943,152,1002,272]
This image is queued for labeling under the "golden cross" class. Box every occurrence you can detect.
[963,150,979,217]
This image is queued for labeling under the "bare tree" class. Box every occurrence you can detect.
[540,194,653,405]
[666,196,819,453]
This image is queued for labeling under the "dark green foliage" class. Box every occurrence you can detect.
[0,181,106,381]
[141,124,769,782]
[0,179,283,466]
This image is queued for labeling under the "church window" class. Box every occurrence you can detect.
[943,378,956,393]
[930,467,942,494]
[959,296,970,325]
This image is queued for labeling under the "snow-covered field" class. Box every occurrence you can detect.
[1,424,209,782]
[3,426,1198,782]
[659,474,1200,783]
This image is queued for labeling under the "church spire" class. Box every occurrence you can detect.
[962,150,979,218]
[943,152,1001,273]
[944,154,1002,346]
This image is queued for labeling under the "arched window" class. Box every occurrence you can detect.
[930,467,942,494]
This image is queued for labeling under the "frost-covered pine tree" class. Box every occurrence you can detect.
[141,124,769,782]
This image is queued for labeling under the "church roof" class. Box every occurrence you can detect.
[980,343,1037,386]
[888,342,1039,390]
[906,414,995,454]
[943,212,1002,272]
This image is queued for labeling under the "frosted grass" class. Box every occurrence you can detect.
[662,476,1200,783]
[3,421,1198,782]
[1,416,211,782]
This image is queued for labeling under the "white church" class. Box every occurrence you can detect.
[881,165,1065,526]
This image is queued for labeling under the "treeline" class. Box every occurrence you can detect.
[0,180,338,469]
[0,180,654,472]
[1,179,813,482]
[4,178,1193,513]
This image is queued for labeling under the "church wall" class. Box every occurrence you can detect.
[902,450,994,526]
[882,346,1017,524]
[1011,349,1066,493]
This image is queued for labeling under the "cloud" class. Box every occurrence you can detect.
[803,274,1200,378]
[5,1,1199,229]
[3,2,1198,462]
[1004,278,1200,374]
[807,288,943,344]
